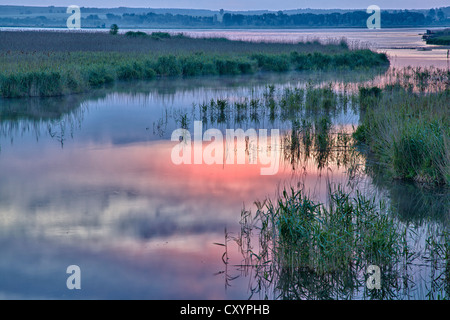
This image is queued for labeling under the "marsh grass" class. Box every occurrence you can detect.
[152,65,447,186]
[354,80,449,186]
[235,184,410,299]
[278,186,401,268]
[191,82,352,128]
[232,182,449,299]
[0,31,389,98]
[159,81,365,173]
[0,31,366,54]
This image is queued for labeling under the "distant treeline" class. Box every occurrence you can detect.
[219,11,439,27]
[0,8,449,28]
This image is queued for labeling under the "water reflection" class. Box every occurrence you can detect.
[0,67,447,299]
[229,197,449,300]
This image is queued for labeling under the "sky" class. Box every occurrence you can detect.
[1,1,449,11]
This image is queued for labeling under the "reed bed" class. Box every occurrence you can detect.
[235,184,415,299]
[0,30,389,98]
[354,78,449,186]
[0,30,360,54]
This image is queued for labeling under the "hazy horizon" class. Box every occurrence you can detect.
[0,0,448,11]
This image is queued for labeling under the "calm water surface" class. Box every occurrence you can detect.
[0,29,448,300]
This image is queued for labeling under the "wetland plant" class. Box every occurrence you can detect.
[236,184,408,299]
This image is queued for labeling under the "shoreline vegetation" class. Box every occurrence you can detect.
[422,28,450,45]
[227,69,448,299]
[237,185,405,299]
[354,80,449,186]
[236,183,449,299]
[0,30,389,98]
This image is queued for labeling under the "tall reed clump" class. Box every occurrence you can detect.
[354,85,449,185]
[275,187,401,271]
[237,185,404,299]
[0,71,64,97]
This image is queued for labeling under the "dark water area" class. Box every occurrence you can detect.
[0,66,448,299]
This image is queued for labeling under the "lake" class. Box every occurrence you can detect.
[0,28,448,300]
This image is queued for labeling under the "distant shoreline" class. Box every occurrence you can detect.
[1,25,450,30]
[1,4,448,31]
[2,27,450,50]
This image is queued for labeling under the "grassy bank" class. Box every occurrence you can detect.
[354,72,450,186]
[0,30,389,98]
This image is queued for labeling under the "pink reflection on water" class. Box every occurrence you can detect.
[382,48,450,68]
[0,138,353,298]
[0,136,355,243]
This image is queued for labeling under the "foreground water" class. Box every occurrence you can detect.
[0,68,448,299]
[0,27,449,299]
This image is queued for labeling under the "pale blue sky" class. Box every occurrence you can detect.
[1,0,448,10]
